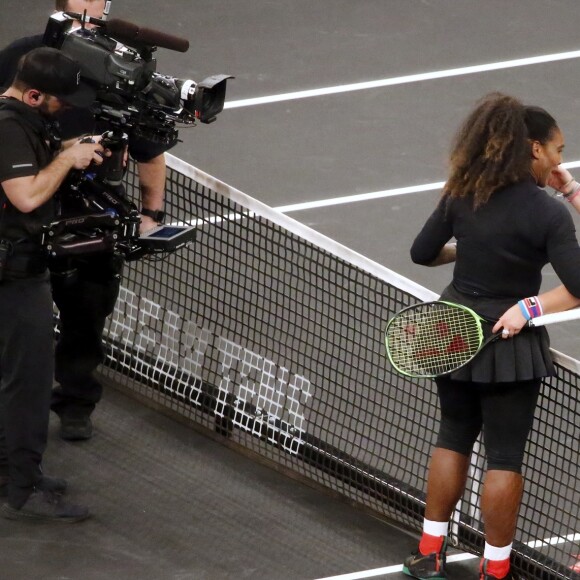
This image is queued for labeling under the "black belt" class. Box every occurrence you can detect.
[4,251,48,278]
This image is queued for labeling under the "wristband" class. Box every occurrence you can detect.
[517,296,543,321]
[562,178,575,191]
[563,181,580,197]
[565,185,580,203]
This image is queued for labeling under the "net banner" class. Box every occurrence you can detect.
[98,154,580,580]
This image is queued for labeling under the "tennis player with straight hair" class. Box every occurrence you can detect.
[403,93,580,580]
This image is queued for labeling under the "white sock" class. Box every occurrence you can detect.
[483,542,512,561]
[423,518,449,537]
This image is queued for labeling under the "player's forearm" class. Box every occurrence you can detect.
[494,285,580,335]
[537,285,580,314]
[427,242,457,266]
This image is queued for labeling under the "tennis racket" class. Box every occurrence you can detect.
[384,300,580,378]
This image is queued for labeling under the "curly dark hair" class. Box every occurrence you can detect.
[444,92,558,207]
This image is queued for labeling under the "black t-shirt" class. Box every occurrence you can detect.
[0,34,172,163]
[411,179,580,302]
[0,99,55,250]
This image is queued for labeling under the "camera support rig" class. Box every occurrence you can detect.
[42,133,142,261]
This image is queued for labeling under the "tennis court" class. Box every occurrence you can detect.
[1,1,580,579]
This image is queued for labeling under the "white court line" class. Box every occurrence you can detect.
[314,533,580,580]
[274,181,444,213]
[225,50,580,109]
[274,161,580,214]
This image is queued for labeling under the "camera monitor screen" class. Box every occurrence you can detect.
[138,225,197,250]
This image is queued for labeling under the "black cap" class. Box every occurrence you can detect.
[16,47,96,108]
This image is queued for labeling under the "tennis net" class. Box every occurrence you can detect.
[98,153,580,579]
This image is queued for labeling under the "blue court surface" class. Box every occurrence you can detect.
[1,1,580,578]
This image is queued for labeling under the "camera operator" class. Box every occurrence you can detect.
[0,0,172,441]
[0,47,105,522]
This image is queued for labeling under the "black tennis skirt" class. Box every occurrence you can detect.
[439,284,556,383]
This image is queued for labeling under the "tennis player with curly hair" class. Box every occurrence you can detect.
[404,93,580,580]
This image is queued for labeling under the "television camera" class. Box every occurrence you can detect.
[41,11,232,261]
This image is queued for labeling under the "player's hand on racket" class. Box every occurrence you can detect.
[492,303,527,339]
[385,300,580,377]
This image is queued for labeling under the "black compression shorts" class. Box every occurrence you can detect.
[434,376,541,473]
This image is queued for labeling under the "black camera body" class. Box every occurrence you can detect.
[44,11,232,142]
[41,12,231,260]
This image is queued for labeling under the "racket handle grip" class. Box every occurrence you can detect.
[528,308,580,327]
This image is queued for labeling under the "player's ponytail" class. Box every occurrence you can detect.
[444,93,550,208]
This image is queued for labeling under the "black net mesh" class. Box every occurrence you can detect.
[98,155,580,580]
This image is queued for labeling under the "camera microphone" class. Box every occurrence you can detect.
[63,12,190,53]
[105,19,190,53]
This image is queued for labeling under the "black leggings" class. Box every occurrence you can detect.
[435,376,541,473]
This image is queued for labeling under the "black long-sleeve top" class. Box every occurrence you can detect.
[411,179,580,304]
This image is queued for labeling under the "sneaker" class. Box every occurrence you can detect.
[0,475,67,498]
[1,490,89,523]
[403,541,447,579]
[36,476,68,495]
[58,414,93,441]
[480,559,518,579]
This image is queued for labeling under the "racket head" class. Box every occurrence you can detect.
[385,301,485,378]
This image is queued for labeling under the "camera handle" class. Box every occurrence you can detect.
[98,129,128,185]
[81,130,128,185]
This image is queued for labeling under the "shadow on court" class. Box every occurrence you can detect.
[0,383,481,580]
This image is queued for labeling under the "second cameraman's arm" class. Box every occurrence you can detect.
[138,153,166,233]
[2,142,104,213]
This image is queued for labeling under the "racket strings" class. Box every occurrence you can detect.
[387,304,482,376]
